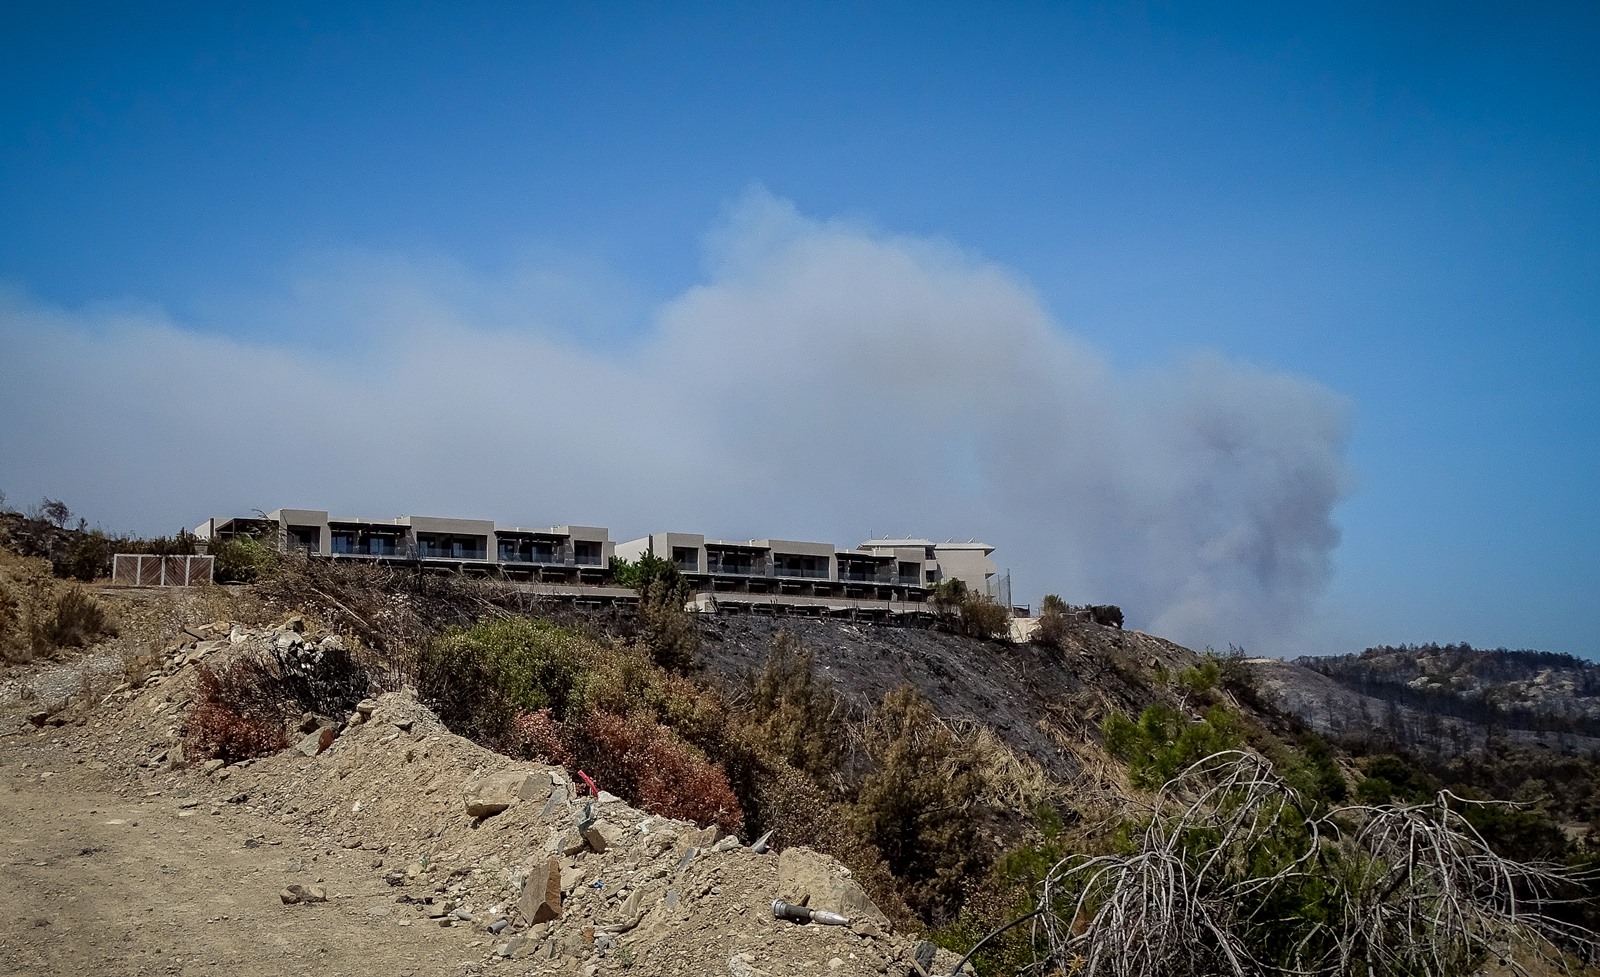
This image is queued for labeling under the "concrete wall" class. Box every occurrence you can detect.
[274,508,334,556]
[613,536,651,563]
[931,543,998,594]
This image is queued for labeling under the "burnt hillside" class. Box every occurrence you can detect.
[689,615,1297,783]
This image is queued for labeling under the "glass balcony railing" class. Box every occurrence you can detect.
[773,565,830,580]
[500,551,566,565]
[331,540,400,557]
[840,571,893,584]
[419,548,488,560]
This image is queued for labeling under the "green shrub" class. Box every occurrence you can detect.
[114,530,201,557]
[211,533,279,583]
[53,530,115,581]
[852,684,989,922]
[1175,658,1221,693]
[1087,603,1124,628]
[609,553,699,669]
[1103,704,1244,788]
[931,579,1013,640]
[747,633,848,782]
[429,617,590,716]
[1355,753,1438,804]
[609,552,686,595]
[1279,734,1349,808]
[638,577,699,670]
[411,618,590,747]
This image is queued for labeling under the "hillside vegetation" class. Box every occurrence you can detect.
[3,503,1598,975]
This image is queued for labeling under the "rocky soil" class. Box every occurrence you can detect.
[1,618,972,977]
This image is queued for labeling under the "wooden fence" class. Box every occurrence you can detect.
[111,554,215,587]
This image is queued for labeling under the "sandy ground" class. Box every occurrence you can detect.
[0,727,482,977]
[0,618,937,977]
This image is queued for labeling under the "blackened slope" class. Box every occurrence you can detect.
[693,616,1267,782]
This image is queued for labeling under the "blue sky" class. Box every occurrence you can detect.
[1,2,1595,657]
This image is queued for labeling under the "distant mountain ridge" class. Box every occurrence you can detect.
[1299,643,1600,737]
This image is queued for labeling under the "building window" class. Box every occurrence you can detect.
[671,547,699,572]
[575,541,602,566]
[418,534,486,560]
[775,554,828,579]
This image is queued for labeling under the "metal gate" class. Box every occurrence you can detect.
[111,554,215,587]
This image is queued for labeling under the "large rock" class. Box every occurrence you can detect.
[777,847,886,925]
[463,770,543,818]
[521,856,562,924]
[293,724,337,757]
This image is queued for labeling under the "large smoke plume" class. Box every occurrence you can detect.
[0,191,1350,652]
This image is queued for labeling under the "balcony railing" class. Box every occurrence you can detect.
[418,548,489,561]
[500,551,567,565]
[840,570,893,584]
[773,565,830,580]
[331,541,401,557]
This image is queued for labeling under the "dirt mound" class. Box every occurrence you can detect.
[3,618,972,977]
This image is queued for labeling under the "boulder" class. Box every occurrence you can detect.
[292,725,337,757]
[687,823,726,848]
[521,856,562,924]
[582,820,624,853]
[463,770,539,818]
[777,847,886,924]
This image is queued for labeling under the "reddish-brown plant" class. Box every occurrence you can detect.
[571,711,743,833]
[186,659,289,762]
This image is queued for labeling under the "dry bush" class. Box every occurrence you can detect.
[744,758,917,928]
[0,555,58,661]
[0,554,116,661]
[569,711,744,833]
[186,658,290,762]
[47,587,116,649]
[1033,596,1071,649]
[955,718,1057,813]
[1036,752,1600,977]
[188,700,289,762]
[253,554,538,659]
[931,580,1013,641]
[509,708,573,767]
[101,584,269,686]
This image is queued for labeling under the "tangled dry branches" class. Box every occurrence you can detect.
[1032,751,1597,977]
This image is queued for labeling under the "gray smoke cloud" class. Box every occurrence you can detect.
[0,190,1351,652]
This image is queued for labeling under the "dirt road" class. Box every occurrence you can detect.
[0,728,478,977]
